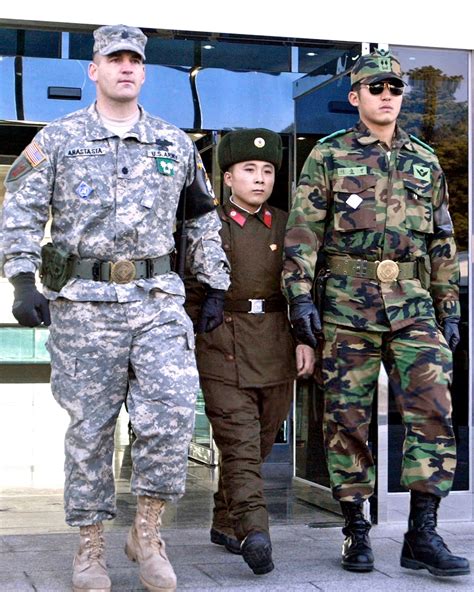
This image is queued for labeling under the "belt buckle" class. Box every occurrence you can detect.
[248,299,264,314]
[376,260,399,282]
[110,259,136,283]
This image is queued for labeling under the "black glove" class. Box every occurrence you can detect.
[443,317,460,352]
[10,272,51,327]
[196,287,225,334]
[289,293,321,349]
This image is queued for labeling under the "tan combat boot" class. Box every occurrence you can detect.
[72,522,111,592]
[125,496,177,592]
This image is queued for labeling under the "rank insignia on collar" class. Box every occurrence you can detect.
[263,209,272,228]
[229,209,246,227]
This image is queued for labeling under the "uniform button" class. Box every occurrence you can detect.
[223,243,230,250]
[122,167,128,175]
[226,354,234,361]
[225,316,233,323]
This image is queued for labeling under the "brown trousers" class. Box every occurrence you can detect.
[201,379,293,540]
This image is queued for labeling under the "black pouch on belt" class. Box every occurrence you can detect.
[416,255,431,291]
[39,243,75,292]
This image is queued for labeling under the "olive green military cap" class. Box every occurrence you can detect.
[218,128,283,172]
[93,24,147,61]
[351,49,404,86]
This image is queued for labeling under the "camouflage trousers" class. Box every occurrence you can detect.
[322,319,456,502]
[47,291,199,526]
[201,379,293,540]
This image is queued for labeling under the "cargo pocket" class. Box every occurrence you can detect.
[404,177,434,234]
[333,175,377,232]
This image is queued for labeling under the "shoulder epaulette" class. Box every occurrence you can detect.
[409,134,435,154]
[318,129,347,144]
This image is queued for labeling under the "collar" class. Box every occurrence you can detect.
[354,120,413,151]
[223,199,272,228]
[84,103,156,144]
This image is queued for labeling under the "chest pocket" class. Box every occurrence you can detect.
[332,175,377,232]
[404,178,433,234]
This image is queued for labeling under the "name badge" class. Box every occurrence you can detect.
[66,147,107,157]
[337,166,368,177]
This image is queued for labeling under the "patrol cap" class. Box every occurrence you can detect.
[93,24,147,61]
[218,128,282,172]
[351,49,404,87]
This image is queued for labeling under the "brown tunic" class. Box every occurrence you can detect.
[186,200,296,388]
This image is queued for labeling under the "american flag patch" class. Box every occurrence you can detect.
[24,141,46,167]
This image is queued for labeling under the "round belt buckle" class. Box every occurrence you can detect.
[110,260,136,283]
[376,260,399,282]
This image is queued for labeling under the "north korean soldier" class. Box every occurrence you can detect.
[185,129,315,575]
[0,24,230,592]
[282,49,470,576]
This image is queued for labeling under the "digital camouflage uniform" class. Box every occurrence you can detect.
[282,119,459,502]
[186,199,295,540]
[1,103,230,525]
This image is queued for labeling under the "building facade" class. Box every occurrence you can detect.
[0,6,471,522]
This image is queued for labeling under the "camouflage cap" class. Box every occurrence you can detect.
[351,49,404,86]
[93,24,147,61]
[218,128,282,172]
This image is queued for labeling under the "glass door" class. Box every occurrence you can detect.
[187,131,221,466]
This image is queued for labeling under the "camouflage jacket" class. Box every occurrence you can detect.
[1,103,230,301]
[282,121,460,331]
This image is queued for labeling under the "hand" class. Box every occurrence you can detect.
[196,287,225,333]
[295,344,316,378]
[10,272,51,327]
[443,317,460,352]
[289,294,321,349]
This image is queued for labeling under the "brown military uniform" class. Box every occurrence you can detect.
[186,199,296,540]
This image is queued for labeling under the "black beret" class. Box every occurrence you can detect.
[218,128,282,172]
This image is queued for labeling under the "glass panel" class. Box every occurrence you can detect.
[0,327,50,362]
[197,69,300,131]
[0,57,17,121]
[0,30,60,58]
[297,45,359,74]
[386,46,470,492]
[192,389,212,448]
[294,75,357,136]
[295,380,329,487]
[68,32,94,61]
[23,31,61,58]
[200,41,290,72]
[146,38,195,67]
[19,58,195,129]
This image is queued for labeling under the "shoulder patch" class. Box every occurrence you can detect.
[409,134,435,154]
[5,153,33,184]
[318,129,347,144]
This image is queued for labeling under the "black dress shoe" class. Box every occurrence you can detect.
[210,528,242,554]
[241,531,274,575]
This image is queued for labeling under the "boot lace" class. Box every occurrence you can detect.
[142,500,164,550]
[83,525,105,561]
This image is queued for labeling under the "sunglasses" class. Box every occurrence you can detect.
[361,81,404,96]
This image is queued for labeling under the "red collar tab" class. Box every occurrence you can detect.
[263,208,272,228]
[229,209,247,227]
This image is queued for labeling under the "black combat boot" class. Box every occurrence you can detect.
[210,527,242,554]
[400,491,470,576]
[241,531,274,575]
[340,501,374,572]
